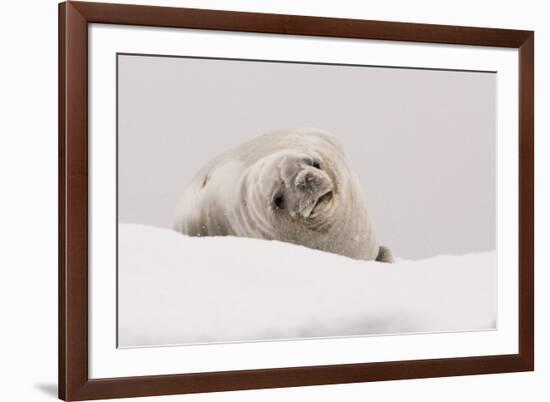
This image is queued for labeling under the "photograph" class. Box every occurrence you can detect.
[0,0,542,400]
[117,53,497,347]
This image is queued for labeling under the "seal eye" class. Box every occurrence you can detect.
[312,161,321,170]
[273,193,285,210]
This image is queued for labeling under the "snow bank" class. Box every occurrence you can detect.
[118,224,497,348]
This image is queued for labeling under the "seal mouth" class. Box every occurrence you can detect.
[304,190,333,218]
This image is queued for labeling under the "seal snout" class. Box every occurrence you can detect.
[294,168,328,193]
[294,167,334,219]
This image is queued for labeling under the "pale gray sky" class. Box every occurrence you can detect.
[117,54,496,259]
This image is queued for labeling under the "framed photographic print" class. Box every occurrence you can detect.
[59,1,534,400]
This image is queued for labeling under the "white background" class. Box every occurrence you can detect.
[0,0,546,401]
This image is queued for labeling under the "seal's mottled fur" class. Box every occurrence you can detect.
[175,128,392,262]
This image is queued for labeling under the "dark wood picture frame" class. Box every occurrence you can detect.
[59,1,534,400]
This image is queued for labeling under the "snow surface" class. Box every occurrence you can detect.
[118,224,497,348]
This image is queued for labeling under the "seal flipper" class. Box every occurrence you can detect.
[376,245,394,263]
